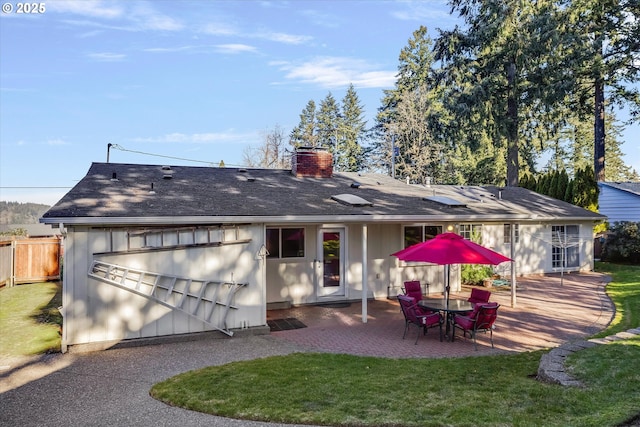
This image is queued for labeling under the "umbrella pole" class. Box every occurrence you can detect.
[445,264,450,305]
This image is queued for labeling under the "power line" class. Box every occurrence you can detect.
[109,144,243,168]
[0,186,72,189]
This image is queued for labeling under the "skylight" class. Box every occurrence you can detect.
[423,196,467,207]
[331,194,374,207]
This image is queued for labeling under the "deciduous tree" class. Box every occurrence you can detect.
[243,124,290,169]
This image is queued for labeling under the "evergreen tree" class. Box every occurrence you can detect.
[572,167,599,212]
[545,111,639,182]
[540,174,551,196]
[290,100,318,148]
[316,93,341,154]
[434,0,556,186]
[558,170,570,202]
[289,86,369,173]
[555,0,640,181]
[564,179,575,204]
[339,84,367,172]
[603,117,640,181]
[549,171,560,200]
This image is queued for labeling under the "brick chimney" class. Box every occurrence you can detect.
[291,147,333,178]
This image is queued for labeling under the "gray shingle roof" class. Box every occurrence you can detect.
[41,162,604,224]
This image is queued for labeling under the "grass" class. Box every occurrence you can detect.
[1,267,637,425]
[151,263,640,427]
[0,281,62,357]
[590,262,640,338]
[151,350,640,426]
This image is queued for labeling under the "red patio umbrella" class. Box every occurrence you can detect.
[391,232,511,302]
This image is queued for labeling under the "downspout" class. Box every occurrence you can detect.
[361,224,368,323]
[59,222,68,353]
[510,222,517,308]
[10,240,15,287]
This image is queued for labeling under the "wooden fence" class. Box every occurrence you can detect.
[0,238,61,287]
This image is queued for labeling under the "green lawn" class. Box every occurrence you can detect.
[0,281,62,357]
[151,263,640,427]
[590,262,640,337]
[2,267,638,425]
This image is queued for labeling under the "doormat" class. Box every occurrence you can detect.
[268,318,307,331]
[317,302,351,308]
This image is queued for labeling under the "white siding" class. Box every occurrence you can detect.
[63,219,596,348]
[488,222,595,275]
[62,224,265,348]
[265,225,317,305]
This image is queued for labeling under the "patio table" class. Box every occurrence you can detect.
[418,298,474,340]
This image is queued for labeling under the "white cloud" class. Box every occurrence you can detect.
[130,2,183,31]
[143,43,257,55]
[87,52,126,62]
[143,45,197,53]
[50,0,182,32]
[259,32,313,45]
[275,57,396,89]
[201,22,238,36]
[215,44,258,54]
[200,23,311,46]
[60,18,134,32]
[78,30,104,38]
[48,0,124,19]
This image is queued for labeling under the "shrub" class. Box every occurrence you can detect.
[461,264,494,285]
[601,221,640,264]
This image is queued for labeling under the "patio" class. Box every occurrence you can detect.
[267,272,615,358]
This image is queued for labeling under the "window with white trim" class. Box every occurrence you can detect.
[266,227,305,258]
[459,224,482,243]
[552,225,579,268]
[504,224,520,244]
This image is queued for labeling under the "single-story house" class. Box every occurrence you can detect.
[41,148,605,352]
[597,181,640,223]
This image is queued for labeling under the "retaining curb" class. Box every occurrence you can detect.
[537,328,640,387]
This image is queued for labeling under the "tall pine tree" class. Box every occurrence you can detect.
[339,84,367,172]
[290,100,318,148]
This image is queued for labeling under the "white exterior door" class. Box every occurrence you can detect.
[317,228,346,298]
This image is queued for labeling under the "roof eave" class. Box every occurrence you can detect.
[40,212,603,226]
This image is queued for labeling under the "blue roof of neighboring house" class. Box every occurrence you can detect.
[598,181,640,197]
[598,181,640,223]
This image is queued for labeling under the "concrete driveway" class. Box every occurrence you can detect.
[1,336,314,427]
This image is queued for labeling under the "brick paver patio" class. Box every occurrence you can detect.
[267,272,614,358]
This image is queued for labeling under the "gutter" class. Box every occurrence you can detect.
[40,213,604,226]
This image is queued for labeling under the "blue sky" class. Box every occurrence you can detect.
[1,0,638,206]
